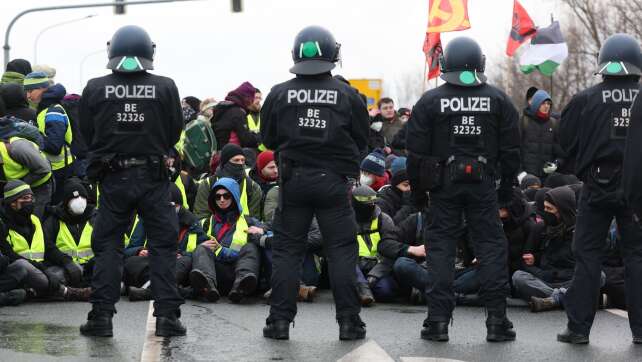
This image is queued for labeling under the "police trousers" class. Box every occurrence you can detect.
[565,186,642,336]
[426,177,510,322]
[90,166,183,317]
[268,167,360,322]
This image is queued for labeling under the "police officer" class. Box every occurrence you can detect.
[260,25,369,340]
[78,25,185,337]
[559,33,642,345]
[407,36,520,342]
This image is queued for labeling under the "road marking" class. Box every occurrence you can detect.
[140,301,162,362]
[400,358,466,362]
[606,309,628,319]
[337,340,394,362]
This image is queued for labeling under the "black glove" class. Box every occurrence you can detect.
[63,262,83,287]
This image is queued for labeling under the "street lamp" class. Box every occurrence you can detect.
[79,49,106,89]
[34,14,97,64]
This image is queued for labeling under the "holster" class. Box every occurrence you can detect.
[447,156,486,184]
[86,154,116,183]
[589,162,621,186]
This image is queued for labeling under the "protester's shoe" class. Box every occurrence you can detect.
[80,309,113,337]
[357,283,375,307]
[155,315,186,337]
[338,315,366,340]
[529,296,559,313]
[298,285,317,302]
[128,287,152,302]
[557,328,589,344]
[0,289,27,306]
[410,287,425,305]
[189,269,220,302]
[64,287,92,302]
[486,315,516,342]
[421,320,449,341]
[228,273,257,303]
[263,319,290,340]
[633,336,642,344]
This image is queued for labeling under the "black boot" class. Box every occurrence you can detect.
[128,287,153,302]
[80,308,114,337]
[421,320,449,341]
[338,315,366,340]
[486,314,516,342]
[0,289,27,306]
[189,269,220,302]
[228,273,257,303]
[263,318,290,340]
[156,312,187,337]
[557,328,589,344]
[357,283,374,307]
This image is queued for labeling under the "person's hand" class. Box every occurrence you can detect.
[202,238,220,252]
[407,245,426,258]
[138,249,149,257]
[246,226,265,235]
[368,108,380,117]
[522,253,535,266]
[543,162,557,174]
[383,146,392,155]
[176,253,182,259]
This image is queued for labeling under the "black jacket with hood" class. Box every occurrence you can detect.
[0,83,36,125]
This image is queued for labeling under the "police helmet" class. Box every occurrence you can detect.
[439,36,487,87]
[107,25,155,73]
[596,33,642,77]
[290,25,341,75]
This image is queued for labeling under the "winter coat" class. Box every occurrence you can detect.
[212,95,259,150]
[376,185,416,224]
[37,84,70,158]
[358,207,399,279]
[501,188,538,273]
[0,83,37,126]
[42,204,96,267]
[519,107,565,178]
[193,171,262,220]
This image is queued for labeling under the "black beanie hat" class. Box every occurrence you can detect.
[220,143,244,166]
[5,59,32,76]
[63,178,88,204]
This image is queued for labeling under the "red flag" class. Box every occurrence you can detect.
[423,32,442,80]
[427,0,471,33]
[506,0,537,56]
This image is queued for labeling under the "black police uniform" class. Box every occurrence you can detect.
[406,37,520,341]
[560,73,642,338]
[79,27,184,324]
[260,27,369,339]
[623,96,642,213]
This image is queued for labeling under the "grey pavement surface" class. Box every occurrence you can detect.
[1,291,641,362]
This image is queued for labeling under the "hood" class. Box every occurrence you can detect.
[529,89,552,114]
[534,187,552,216]
[0,83,29,109]
[208,177,242,215]
[520,174,541,189]
[546,186,576,227]
[39,83,66,110]
[503,188,534,227]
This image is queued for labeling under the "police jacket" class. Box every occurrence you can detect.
[79,71,183,159]
[519,108,565,178]
[406,82,520,186]
[260,73,369,178]
[42,204,96,266]
[560,76,641,180]
[623,93,642,213]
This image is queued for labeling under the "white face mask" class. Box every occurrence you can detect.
[370,121,383,132]
[360,174,374,187]
[68,197,87,215]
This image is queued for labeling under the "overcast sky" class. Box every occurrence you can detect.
[1,0,562,105]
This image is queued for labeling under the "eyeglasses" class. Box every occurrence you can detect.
[214,193,232,201]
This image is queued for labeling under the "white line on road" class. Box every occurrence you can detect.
[140,301,162,362]
[606,309,629,319]
[337,340,395,362]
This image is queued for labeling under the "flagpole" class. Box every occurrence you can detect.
[423,60,427,93]
[550,12,554,99]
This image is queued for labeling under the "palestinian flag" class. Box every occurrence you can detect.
[519,21,568,76]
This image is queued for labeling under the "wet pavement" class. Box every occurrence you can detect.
[1,292,641,361]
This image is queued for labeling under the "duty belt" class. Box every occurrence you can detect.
[112,157,149,169]
[446,155,487,165]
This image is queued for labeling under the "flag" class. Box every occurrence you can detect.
[506,0,536,56]
[423,32,443,80]
[427,0,471,33]
[519,21,568,76]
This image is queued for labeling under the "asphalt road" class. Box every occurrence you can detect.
[0,291,640,362]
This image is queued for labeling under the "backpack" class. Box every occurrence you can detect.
[183,115,217,170]
[0,116,44,148]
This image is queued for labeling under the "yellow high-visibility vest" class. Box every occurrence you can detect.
[8,214,45,262]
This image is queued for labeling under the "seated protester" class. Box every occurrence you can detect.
[359,149,389,192]
[520,174,542,202]
[532,187,552,224]
[376,157,416,225]
[351,186,401,305]
[499,187,538,277]
[512,186,576,312]
[167,149,198,210]
[123,184,209,301]
[0,250,28,306]
[0,135,52,218]
[0,180,90,301]
[249,150,278,216]
[193,144,262,220]
[367,116,386,152]
[212,82,260,150]
[191,177,267,303]
[42,178,95,288]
